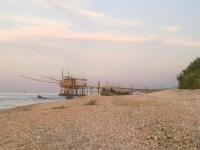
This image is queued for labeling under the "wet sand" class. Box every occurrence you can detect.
[0,89,200,150]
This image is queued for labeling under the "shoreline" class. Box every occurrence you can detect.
[0,95,68,111]
[0,96,81,112]
[0,89,200,149]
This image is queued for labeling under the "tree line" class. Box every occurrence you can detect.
[177,57,200,89]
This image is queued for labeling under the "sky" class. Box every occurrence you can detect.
[0,0,200,92]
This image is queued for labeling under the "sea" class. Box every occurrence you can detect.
[0,92,67,110]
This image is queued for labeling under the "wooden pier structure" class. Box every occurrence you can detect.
[20,70,134,97]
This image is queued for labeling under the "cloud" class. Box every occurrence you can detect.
[1,18,200,49]
[0,22,158,43]
[47,0,104,18]
[161,36,200,48]
[163,26,181,33]
[0,14,153,43]
[46,0,140,26]
[32,0,49,7]
[0,14,199,48]
[0,15,74,26]
[0,16,9,21]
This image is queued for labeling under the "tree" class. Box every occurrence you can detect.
[177,57,200,89]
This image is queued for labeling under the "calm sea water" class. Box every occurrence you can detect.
[0,92,66,110]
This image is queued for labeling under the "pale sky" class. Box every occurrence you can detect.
[0,0,200,92]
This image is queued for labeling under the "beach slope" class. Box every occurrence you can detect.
[0,89,200,150]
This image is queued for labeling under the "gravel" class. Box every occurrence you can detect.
[0,89,200,150]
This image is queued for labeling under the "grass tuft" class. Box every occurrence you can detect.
[52,106,67,109]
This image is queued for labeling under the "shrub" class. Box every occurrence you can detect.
[177,57,200,89]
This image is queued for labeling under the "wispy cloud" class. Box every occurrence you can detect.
[0,16,7,21]
[161,36,200,48]
[0,3,199,49]
[46,0,140,26]
[1,18,200,49]
[0,22,158,43]
[163,26,181,33]
[0,15,75,27]
[47,0,104,18]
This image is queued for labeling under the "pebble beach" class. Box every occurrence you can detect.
[0,89,200,150]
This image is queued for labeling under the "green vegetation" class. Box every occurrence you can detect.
[177,57,200,89]
[85,99,97,105]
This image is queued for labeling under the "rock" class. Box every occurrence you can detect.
[37,95,47,99]
[101,87,130,96]
[66,96,74,99]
